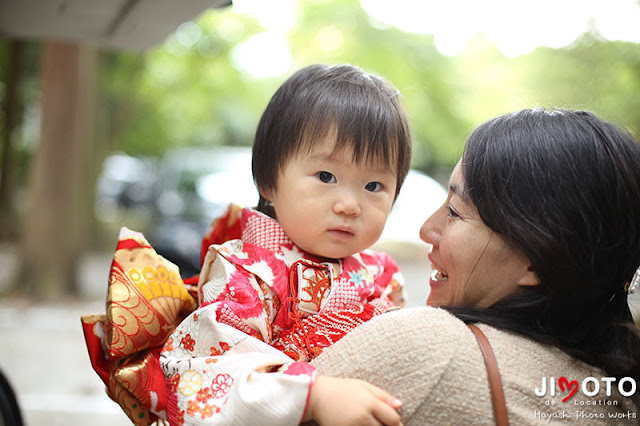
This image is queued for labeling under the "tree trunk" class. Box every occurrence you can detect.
[19,41,97,300]
[0,40,25,241]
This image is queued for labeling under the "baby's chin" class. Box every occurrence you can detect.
[308,250,354,260]
[304,245,365,261]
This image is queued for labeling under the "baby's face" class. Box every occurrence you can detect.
[264,136,397,259]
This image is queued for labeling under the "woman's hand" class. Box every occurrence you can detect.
[302,375,403,425]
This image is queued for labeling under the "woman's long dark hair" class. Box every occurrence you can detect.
[447,109,640,389]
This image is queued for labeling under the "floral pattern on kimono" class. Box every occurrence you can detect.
[160,205,405,425]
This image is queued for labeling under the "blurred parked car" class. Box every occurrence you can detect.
[147,146,258,276]
[95,153,157,222]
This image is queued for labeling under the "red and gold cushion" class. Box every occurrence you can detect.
[106,229,197,357]
[81,229,197,424]
[81,205,245,424]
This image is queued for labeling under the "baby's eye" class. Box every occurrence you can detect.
[317,171,336,183]
[365,182,383,192]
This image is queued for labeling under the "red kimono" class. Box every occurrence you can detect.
[82,204,404,425]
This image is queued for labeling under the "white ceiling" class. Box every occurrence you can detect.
[0,0,232,51]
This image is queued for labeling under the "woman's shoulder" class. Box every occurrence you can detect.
[470,323,615,391]
[313,306,473,372]
[473,324,638,424]
[383,305,460,321]
[365,305,468,335]
[312,306,499,423]
[330,306,479,352]
[478,323,600,375]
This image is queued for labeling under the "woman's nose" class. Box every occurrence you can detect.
[420,207,443,245]
[333,191,361,216]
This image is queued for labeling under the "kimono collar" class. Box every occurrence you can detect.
[239,207,338,267]
[240,207,294,254]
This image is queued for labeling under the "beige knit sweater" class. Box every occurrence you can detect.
[311,307,638,425]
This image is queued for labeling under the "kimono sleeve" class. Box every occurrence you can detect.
[197,242,289,343]
[362,250,407,307]
[160,307,316,425]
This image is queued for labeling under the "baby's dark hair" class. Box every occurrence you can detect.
[252,64,412,217]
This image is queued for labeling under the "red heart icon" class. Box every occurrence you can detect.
[559,376,578,402]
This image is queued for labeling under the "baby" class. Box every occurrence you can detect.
[160,63,412,424]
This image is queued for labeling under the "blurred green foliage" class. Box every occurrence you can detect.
[3,0,640,174]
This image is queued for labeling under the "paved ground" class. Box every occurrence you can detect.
[0,298,133,426]
[1,243,639,425]
[0,248,133,426]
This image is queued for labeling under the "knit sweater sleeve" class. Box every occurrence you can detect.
[310,306,491,423]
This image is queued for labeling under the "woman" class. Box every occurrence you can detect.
[305,108,640,425]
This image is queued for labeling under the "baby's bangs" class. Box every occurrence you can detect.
[296,90,403,168]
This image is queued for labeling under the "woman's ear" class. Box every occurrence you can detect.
[518,265,540,287]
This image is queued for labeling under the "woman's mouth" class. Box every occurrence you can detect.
[430,268,449,282]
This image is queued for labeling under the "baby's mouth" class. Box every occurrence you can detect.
[430,268,449,282]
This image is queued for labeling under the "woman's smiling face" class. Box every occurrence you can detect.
[419,161,537,308]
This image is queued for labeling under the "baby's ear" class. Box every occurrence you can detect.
[257,184,274,202]
[518,265,540,287]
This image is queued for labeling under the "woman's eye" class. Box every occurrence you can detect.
[365,182,383,192]
[317,171,336,183]
[446,205,459,218]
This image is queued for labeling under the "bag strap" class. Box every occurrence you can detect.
[467,324,509,426]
